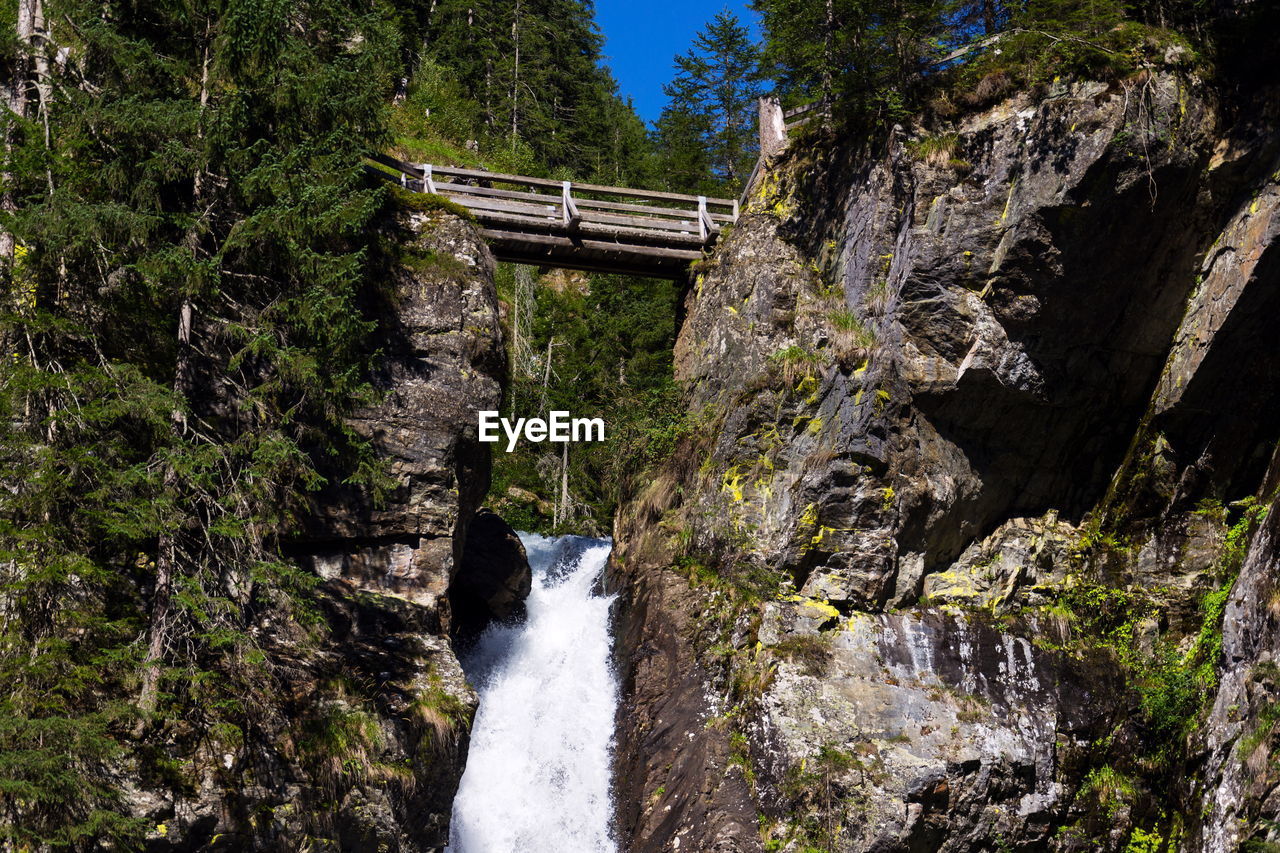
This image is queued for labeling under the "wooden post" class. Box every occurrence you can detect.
[561,180,580,228]
[697,196,708,241]
[759,95,786,160]
[422,163,436,194]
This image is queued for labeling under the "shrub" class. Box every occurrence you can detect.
[907,132,960,167]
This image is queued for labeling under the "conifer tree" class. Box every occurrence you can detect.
[752,0,949,121]
[655,10,761,192]
[0,0,406,842]
[417,0,650,183]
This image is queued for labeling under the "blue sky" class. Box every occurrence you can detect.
[595,1,761,126]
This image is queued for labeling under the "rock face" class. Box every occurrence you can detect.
[134,206,521,850]
[305,210,507,619]
[1198,472,1280,853]
[611,70,1280,853]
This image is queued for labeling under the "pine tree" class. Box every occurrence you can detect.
[752,0,948,122]
[655,10,761,193]
[0,0,407,842]
[416,0,651,183]
[653,101,716,194]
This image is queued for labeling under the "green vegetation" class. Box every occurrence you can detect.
[774,743,874,852]
[410,665,472,761]
[387,184,477,221]
[0,0,417,842]
[489,269,686,534]
[298,702,389,792]
[401,0,653,185]
[655,10,762,194]
[1080,764,1138,817]
[1054,573,1234,757]
[828,308,876,352]
[753,0,1276,133]
[770,344,825,385]
[1042,495,1271,847]
[728,731,757,785]
[907,132,960,166]
[771,634,833,676]
[1236,700,1280,763]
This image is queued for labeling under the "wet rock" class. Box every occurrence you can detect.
[753,606,1122,852]
[610,559,765,853]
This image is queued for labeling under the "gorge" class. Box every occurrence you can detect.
[6,1,1280,851]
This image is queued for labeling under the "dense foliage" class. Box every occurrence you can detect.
[490,268,685,535]
[0,0,407,843]
[398,0,656,185]
[751,0,1279,125]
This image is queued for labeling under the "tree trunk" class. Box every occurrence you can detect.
[822,0,836,106]
[136,298,194,721]
[137,39,210,725]
[483,60,494,131]
[1,0,41,270]
[510,0,521,152]
[558,442,569,528]
[539,335,554,416]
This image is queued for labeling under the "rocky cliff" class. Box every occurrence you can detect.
[611,69,1280,852]
[133,204,524,851]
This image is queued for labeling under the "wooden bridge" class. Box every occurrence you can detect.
[367,97,824,278]
[369,154,739,278]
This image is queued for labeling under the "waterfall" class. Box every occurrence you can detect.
[447,533,618,853]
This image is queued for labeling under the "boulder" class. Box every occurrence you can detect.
[451,508,533,638]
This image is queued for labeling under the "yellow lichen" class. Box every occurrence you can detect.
[999,179,1018,224]
[801,598,841,619]
[722,466,746,503]
[875,388,891,413]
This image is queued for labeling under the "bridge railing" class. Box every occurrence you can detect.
[783,99,829,131]
[368,154,738,246]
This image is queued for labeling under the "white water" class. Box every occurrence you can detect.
[447,533,619,853]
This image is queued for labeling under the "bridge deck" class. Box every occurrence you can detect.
[369,155,737,278]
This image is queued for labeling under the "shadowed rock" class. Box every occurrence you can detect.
[451,508,533,639]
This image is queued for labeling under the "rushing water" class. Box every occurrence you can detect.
[447,533,618,853]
